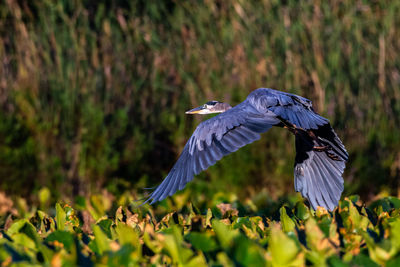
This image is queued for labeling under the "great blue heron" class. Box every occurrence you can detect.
[143,88,348,211]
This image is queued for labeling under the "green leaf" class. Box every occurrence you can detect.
[327,255,350,267]
[318,216,332,237]
[55,203,66,231]
[234,217,252,229]
[348,201,362,225]
[163,225,193,264]
[387,197,400,208]
[216,252,235,267]
[108,245,136,266]
[46,230,75,251]
[295,202,310,221]
[390,218,400,250]
[351,254,380,267]
[211,220,239,249]
[280,206,295,233]
[369,197,399,212]
[12,233,36,249]
[6,219,29,235]
[89,194,110,221]
[185,232,218,252]
[185,254,208,267]
[20,221,40,247]
[92,224,110,254]
[143,231,162,254]
[75,196,87,210]
[234,235,266,266]
[268,223,302,267]
[387,256,400,267]
[361,231,394,266]
[97,219,113,239]
[115,223,140,247]
[348,195,360,203]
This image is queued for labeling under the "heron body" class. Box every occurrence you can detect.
[144,88,348,211]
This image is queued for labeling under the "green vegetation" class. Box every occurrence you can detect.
[1,0,399,201]
[1,195,400,266]
[1,1,400,265]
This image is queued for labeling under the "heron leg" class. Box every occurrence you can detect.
[278,117,301,134]
[279,117,325,149]
[312,145,329,152]
[278,116,342,161]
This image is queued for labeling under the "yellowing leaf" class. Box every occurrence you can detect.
[305,218,336,265]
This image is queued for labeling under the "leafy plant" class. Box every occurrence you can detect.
[1,196,400,265]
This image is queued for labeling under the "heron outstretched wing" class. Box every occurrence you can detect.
[142,101,279,205]
[251,89,348,210]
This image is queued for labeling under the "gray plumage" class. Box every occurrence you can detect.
[143,88,348,211]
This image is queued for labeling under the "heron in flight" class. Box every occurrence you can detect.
[143,88,348,211]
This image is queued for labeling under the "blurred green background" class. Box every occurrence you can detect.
[0,0,399,206]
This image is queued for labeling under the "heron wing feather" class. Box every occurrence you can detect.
[250,88,329,130]
[293,125,347,211]
[142,102,277,205]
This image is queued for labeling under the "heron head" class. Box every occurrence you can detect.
[185,101,232,115]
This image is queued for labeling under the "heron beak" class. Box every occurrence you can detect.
[185,106,207,114]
